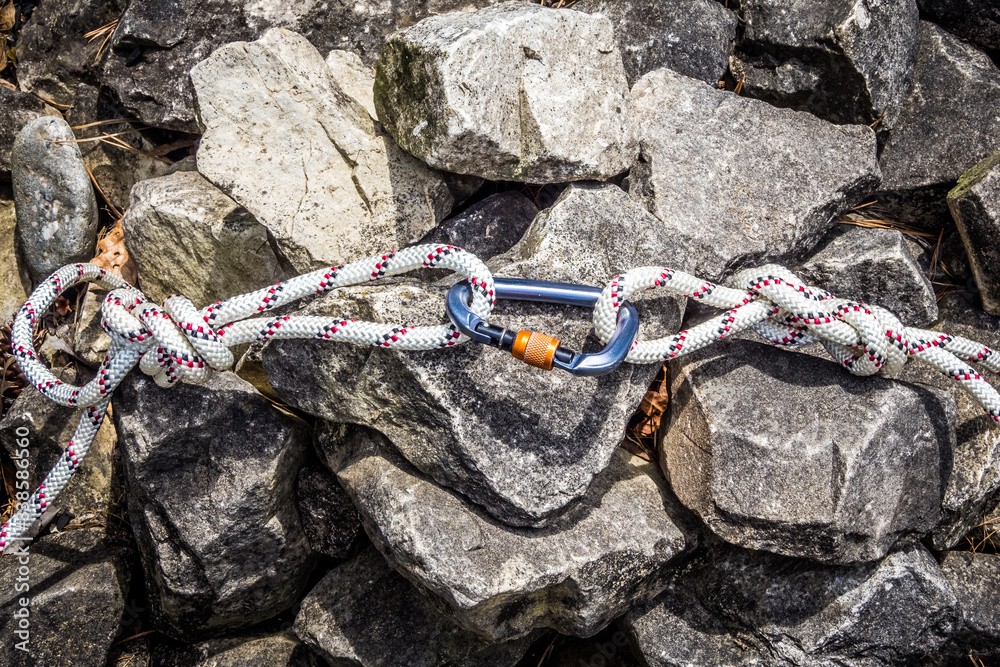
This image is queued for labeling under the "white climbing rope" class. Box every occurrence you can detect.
[3,244,999,554]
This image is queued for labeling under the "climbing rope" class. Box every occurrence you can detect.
[2,243,999,553]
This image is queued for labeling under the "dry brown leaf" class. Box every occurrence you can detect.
[92,218,138,285]
[624,365,669,461]
[0,78,15,91]
[0,1,15,34]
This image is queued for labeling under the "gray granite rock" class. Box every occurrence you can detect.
[73,286,112,368]
[623,542,959,666]
[0,196,30,324]
[948,151,1000,317]
[731,0,920,129]
[112,371,316,638]
[374,2,637,183]
[939,551,1000,661]
[0,529,131,667]
[295,545,538,665]
[0,86,60,180]
[918,0,1000,50]
[572,0,737,85]
[795,225,938,327]
[12,116,99,283]
[660,338,955,564]
[876,21,1000,230]
[153,630,323,667]
[629,67,880,282]
[263,183,683,527]
[419,191,539,263]
[192,28,454,274]
[328,426,692,640]
[122,170,285,307]
[296,465,362,560]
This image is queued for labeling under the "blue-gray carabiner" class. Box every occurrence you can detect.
[445,278,639,376]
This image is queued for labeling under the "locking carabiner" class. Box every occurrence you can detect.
[445,278,639,376]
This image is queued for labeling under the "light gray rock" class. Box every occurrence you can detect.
[73,286,112,368]
[374,2,637,183]
[296,465,362,560]
[0,196,30,324]
[12,116,99,283]
[153,630,323,667]
[660,338,955,564]
[328,427,692,640]
[948,151,1000,317]
[730,0,920,129]
[295,545,538,666]
[571,0,737,85]
[419,191,539,263]
[122,170,285,307]
[192,28,455,274]
[918,0,1000,50]
[0,529,131,667]
[940,551,1000,661]
[795,225,938,327]
[263,183,683,527]
[623,542,959,666]
[326,49,378,121]
[0,86,61,180]
[629,67,880,282]
[876,21,1000,230]
[112,371,316,638]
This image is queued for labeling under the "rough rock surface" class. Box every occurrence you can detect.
[0,86,60,180]
[192,28,455,274]
[325,49,378,121]
[795,224,938,326]
[629,67,880,282]
[623,542,959,666]
[12,116,99,283]
[296,465,362,560]
[112,371,316,638]
[876,21,1000,229]
[660,338,954,564]
[0,196,30,323]
[918,0,1000,50]
[939,551,1000,660]
[418,191,539,262]
[73,287,112,368]
[328,426,692,640]
[295,545,538,665]
[731,0,920,128]
[572,0,737,85]
[948,151,1000,316]
[153,630,323,667]
[374,2,637,183]
[123,170,285,307]
[264,183,683,527]
[0,529,131,667]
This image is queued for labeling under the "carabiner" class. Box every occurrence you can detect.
[445,278,639,376]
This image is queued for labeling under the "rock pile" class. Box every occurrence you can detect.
[2,1,1000,665]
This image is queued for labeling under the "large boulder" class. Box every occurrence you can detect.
[939,551,1000,661]
[112,371,316,638]
[295,465,362,560]
[947,151,1000,317]
[418,191,539,264]
[327,426,692,640]
[263,183,683,527]
[374,2,637,183]
[730,0,920,129]
[876,21,1000,230]
[0,86,61,180]
[660,339,954,564]
[917,0,1000,50]
[629,67,880,282]
[153,630,323,667]
[192,28,455,274]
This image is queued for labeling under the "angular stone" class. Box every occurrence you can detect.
[329,427,691,640]
[918,0,1000,50]
[940,551,1000,660]
[731,0,920,128]
[296,465,362,560]
[948,151,1000,317]
[876,22,1000,230]
[0,86,60,180]
[263,183,683,527]
[112,371,316,638]
[0,196,30,323]
[326,49,378,121]
[795,224,938,327]
[419,191,539,262]
[295,545,538,665]
[374,2,637,183]
[0,529,131,667]
[12,116,99,283]
[623,542,959,666]
[153,630,323,667]
[571,0,737,85]
[660,338,955,564]
[73,287,112,368]
[192,28,454,274]
[122,171,285,307]
[629,67,880,282]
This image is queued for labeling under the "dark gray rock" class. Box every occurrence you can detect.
[623,542,959,666]
[296,465,362,560]
[263,183,683,527]
[374,2,637,183]
[629,67,880,282]
[328,427,692,641]
[112,371,316,638]
[12,116,99,283]
[0,529,131,667]
[918,0,1000,50]
[418,191,539,263]
[939,551,1000,661]
[660,338,955,564]
[948,151,1000,316]
[876,21,1000,230]
[572,0,737,85]
[153,630,323,667]
[795,225,938,327]
[295,545,538,666]
[731,0,920,129]
[111,0,187,49]
[0,86,59,181]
